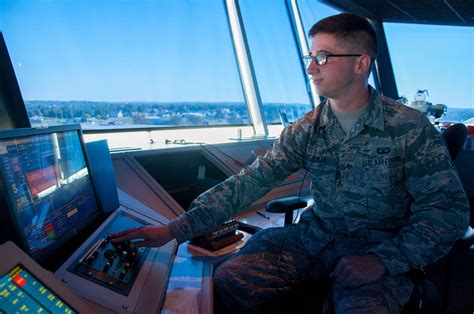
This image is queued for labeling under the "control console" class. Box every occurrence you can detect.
[56,207,176,313]
[68,211,150,295]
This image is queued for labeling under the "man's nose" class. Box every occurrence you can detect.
[307,61,319,75]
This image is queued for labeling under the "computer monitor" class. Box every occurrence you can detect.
[0,124,101,263]
[0,32,31,129]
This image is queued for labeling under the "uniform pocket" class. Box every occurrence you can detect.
[363,158,405,219]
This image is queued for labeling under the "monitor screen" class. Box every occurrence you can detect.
[0,264,77,313]
[0,125,100,261]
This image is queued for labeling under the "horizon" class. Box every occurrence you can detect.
[24,99,474,110]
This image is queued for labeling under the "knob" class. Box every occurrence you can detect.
[86,256,95,265]
[119,269,127,280]
[103,262,111,273]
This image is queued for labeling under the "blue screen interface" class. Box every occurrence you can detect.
[0,130,98,259]
[0,264,76,313]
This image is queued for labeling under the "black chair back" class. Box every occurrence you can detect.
[442,123,467,161]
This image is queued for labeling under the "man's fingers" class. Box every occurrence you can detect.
[110,227,145,242]
[330,259,344,278]
[350,279,362,288]
[130,240,159,248]
[111,234,133,243]
[336,268,353,286]
[110,226,143,238]
[341,272,358,287]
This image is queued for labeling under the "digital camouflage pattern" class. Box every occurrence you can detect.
[167,87,470,311]
[213,218,415,313]
[169,87,469,274]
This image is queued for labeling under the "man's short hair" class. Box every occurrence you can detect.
[308,13,378,61]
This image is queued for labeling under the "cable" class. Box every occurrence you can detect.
[275,103,324,285]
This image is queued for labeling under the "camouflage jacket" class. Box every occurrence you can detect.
[168,88,470,276]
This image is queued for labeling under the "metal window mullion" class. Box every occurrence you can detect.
[225,0,268,136]
[287,0,321,107]
[370,20,399,99]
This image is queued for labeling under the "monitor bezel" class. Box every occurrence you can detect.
[0,124,102,263]
[0,32,31,129]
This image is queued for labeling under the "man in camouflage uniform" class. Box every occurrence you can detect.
[113,13,470,313]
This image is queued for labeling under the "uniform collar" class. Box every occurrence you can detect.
[318,86,385,132]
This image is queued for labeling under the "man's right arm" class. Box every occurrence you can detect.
[111,111,317,246]
[111,225,174,247]
[168,113,316,243]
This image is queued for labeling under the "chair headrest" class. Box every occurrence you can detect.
[442,123,468,161]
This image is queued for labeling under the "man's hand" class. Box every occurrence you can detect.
[330,254,387,288]
[110,225,174,248]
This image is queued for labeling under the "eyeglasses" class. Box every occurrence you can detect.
[302,53,362,66]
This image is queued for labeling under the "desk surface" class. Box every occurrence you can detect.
[161,209,293,314]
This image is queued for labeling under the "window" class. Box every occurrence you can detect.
[0,0,248,129]
[238,0,312,124]
[384,23,474,124]
[298,0,340,32]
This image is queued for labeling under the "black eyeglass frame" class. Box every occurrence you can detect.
[303,53,362,66]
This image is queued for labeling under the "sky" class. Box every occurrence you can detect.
[384,23,473,108]
[0,0,473,108]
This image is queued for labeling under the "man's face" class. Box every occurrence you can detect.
[307,33,361,99]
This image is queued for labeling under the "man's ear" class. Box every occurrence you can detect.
[355,55,372,75]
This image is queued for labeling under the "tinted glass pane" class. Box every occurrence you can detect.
[298,0,340,32]
[0,0,248,129]
[239,0,312,124]
[385,23,474,123]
